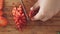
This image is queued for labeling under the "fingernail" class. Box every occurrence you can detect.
[30,7,33,10]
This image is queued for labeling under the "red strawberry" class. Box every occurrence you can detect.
[12,5,27,30]
[29,7,40,18]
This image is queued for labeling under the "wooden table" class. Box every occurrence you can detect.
[0,0,60,34]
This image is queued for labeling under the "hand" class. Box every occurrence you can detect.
[30,0,60,21]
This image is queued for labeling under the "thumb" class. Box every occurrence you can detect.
[30,1,40,10]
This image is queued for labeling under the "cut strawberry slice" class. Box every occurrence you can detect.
[29,7,40,18]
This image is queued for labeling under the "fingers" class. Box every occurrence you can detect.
[30,0,40,10]
[32,7,59,21]
[32,0,60,21]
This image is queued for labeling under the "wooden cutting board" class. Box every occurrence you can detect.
[0,0,60,34]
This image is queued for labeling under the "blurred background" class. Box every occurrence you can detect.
[0,0,60,34]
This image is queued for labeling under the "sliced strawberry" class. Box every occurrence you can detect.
[12,5,27,30]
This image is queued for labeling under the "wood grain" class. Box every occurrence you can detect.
[0,0,60,34]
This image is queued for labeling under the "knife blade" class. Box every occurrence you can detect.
[20,0,31,22]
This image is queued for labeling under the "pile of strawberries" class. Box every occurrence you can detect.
[12,5,39,30]
[12,5,27,30]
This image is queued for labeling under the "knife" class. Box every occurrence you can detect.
[20,0,31,22]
